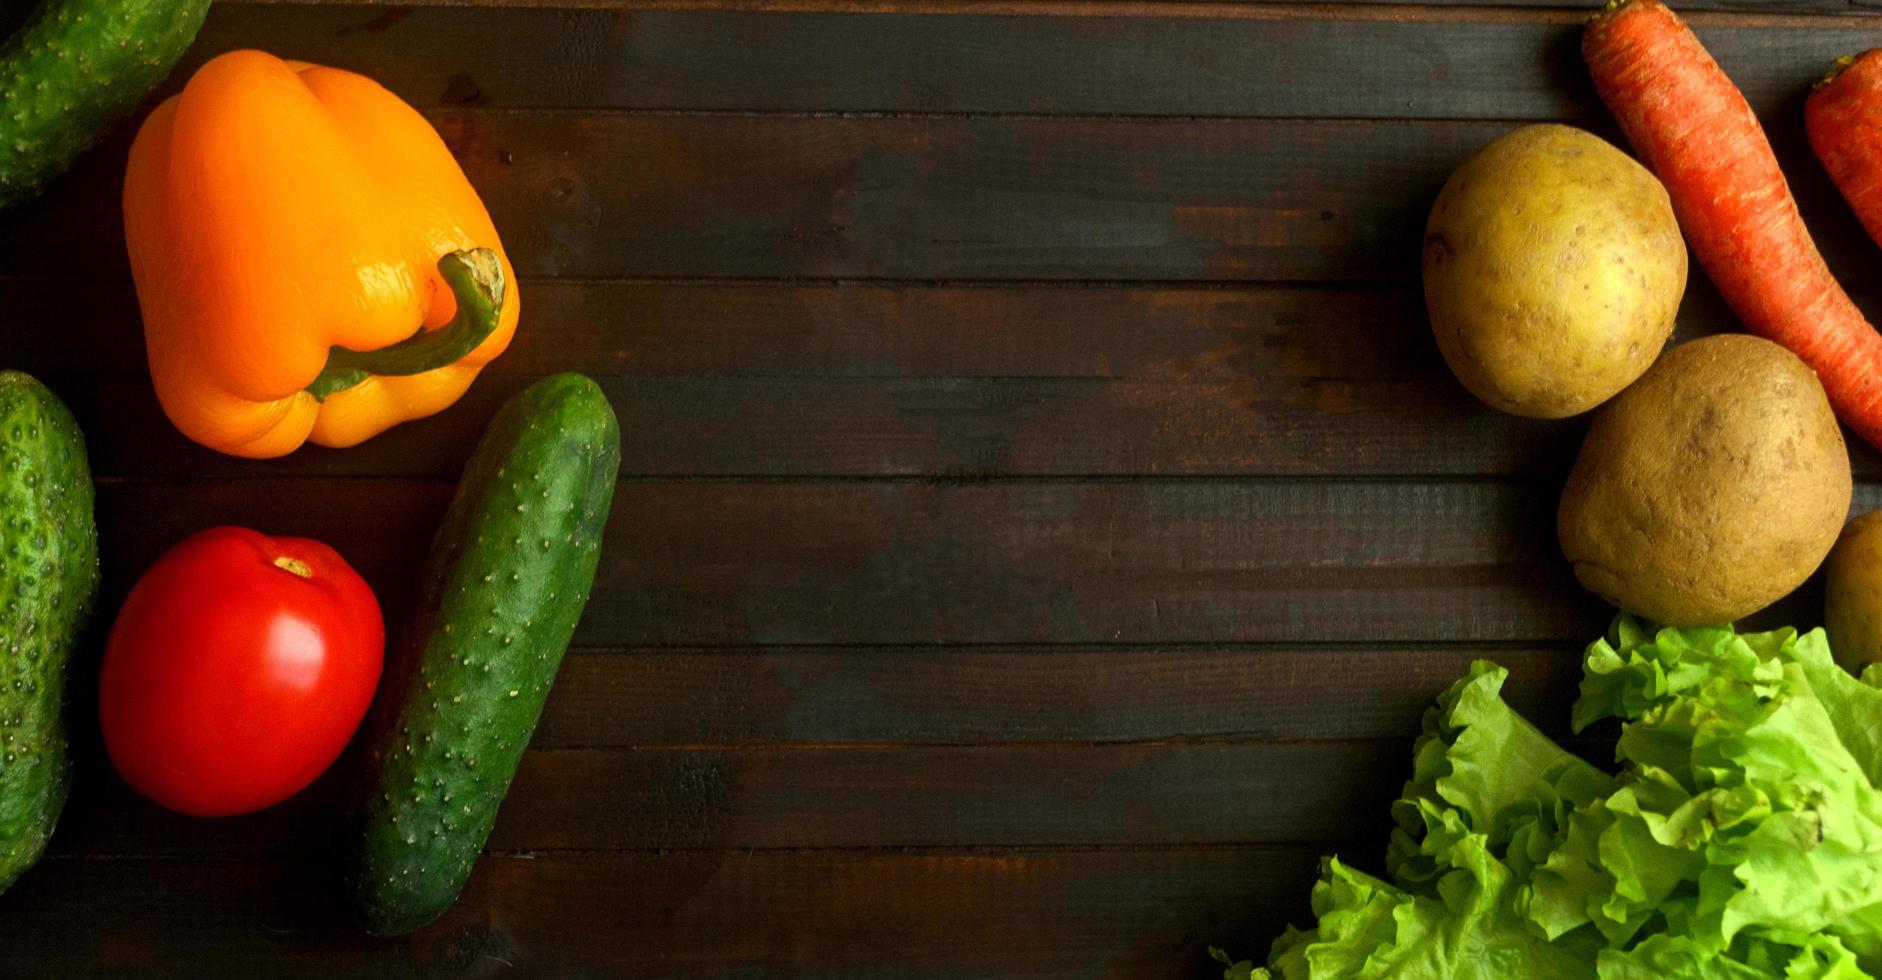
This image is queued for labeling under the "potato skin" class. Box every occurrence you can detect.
[1558,335,1850,626]
[1827,512,1882,672]
[1425,124,1686,419]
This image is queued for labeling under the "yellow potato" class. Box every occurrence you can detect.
[1827,511,1882,672]
[1424,124,1686,419]
[1558,335,1850,626]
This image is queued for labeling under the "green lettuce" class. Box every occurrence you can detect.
[1226,618,1882,979]
[1387,661,1614,892]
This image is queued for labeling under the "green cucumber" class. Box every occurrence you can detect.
[347,373,620,936]
[0,372,97,889]
[0,0,209,208]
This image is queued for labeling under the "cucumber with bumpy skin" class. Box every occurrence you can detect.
[0,372,97,890]
[346,373,619,936]
[0,0,208,208]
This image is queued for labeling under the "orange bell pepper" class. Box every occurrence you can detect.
[122,50,520,458]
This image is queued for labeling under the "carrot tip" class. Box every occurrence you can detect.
[1588,0,1634,24]
[1816,54,1858,92]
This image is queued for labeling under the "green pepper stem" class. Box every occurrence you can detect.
[305,248,506,402]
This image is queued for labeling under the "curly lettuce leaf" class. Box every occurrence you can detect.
[1596,929,1872,980]
[1570,619,1882,962]
[1234,663,1606,978]
[1389,661,1613,891]
[1790,632,1882,790]
[1231,617,1882,980]
[1247,849,1597,980]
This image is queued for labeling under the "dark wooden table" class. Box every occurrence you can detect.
[0,0,1879,975]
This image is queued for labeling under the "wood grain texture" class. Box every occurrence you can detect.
[39,649,1599,857]
[42,641,1588,858]
[22,275,1881,481]
[12,109,1868,289]
[167,4,1870,118]
[203,0,1882,18]
[94,475,1854,648]
[532,643,1584,746]
[1254,0,1882,10]
[0,113,1498,282]
[94,469,1852,652]
[92,477,1609,646]
[49,742,1417,854]
[0,848,1321,979]
[0,281,1580,482]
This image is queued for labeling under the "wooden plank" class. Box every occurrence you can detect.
[21,278,1882,481]
[11,111,1866,285]
[7,279,1461,380]
[45,650,1591,852]
[46,649,1593,854]
[535,644,1584,746]
[0,848,1322,978]
[496,743,1394,850]
[168,5,1882,120]
[50,742,1414,855]
[1273,0,1882,11]
[0,114,1489,282]
[199,0,1882,18]
[52,370,1568,482]
[21,280,1575,482]
[1253,0,1882,10]
[0,282,1605,481]
[92,477,1604,646]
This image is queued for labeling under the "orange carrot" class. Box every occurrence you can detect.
[1584,0,1882,451]
[1809,52,1882,250]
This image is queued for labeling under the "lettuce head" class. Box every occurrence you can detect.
[1224,618,1882,980]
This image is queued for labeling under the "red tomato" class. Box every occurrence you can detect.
[100,527,384,817]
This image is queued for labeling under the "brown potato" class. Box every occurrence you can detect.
[1558,334,1850,626]
[1827,511,1882,672]
[1425,124,1686,419]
